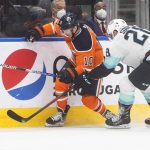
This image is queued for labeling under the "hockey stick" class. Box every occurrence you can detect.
[7,85,74,123]
[0,63,57,77]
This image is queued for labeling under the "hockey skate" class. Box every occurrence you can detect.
[105,103,132,129]
[45,105,70,127]
[103,109,117,120]
[145,118,150,127]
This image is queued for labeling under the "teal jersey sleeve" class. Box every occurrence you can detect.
[104,56,123,69]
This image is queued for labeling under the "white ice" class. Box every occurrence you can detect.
[0,124,150,150]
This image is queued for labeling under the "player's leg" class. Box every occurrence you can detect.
[82,96,116,119]
[140,57,150,126]
[81,79,117,120]
[45,78,71,127]
[131,59,150,126]
[105,76,135,128]
[106,59,150,128]
[141,86,150,126]
[45,61,76,127]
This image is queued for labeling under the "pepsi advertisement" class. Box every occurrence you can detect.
[0,37,146,109]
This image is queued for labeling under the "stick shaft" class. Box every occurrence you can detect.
[7,85,74,123]
[26,86,72,121]
[0,63,57,77]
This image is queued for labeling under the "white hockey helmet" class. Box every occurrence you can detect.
[107,19,127,39]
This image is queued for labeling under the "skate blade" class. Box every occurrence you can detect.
[105,124,131,129]
[45,122,64,127]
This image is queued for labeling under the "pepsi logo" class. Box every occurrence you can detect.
[2,49,46,100]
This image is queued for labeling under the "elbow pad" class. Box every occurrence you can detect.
[88,63,114,79]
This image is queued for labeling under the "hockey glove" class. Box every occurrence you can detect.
[58,67,78,84]
[74,72,92,90]
[74,72,98,96]
[25,28,42,42]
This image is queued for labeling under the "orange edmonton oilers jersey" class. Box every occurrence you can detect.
[36,19,104,75]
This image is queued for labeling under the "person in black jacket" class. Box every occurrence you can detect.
[85,1,107,36]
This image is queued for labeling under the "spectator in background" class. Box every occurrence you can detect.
[40,0,66,36]
[85,1,107,36]
[24,0,53,30]
[82,11,90,21]
[24,6,49,30]
[0,1,49,37]
[51,0,66,20]
[38,0,52,18]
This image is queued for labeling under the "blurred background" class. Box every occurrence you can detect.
[0,0,149,37]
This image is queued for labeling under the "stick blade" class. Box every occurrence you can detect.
[7,110,27,123]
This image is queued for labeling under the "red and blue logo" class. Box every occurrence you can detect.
[2,49,46,100]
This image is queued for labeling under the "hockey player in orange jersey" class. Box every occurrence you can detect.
[25,12,116,127]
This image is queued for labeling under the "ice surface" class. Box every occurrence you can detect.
[0,123,150,150]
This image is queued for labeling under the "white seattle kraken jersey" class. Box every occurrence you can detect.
[107,25,150,68]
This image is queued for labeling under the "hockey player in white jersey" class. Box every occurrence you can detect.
[77,19,150,128]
